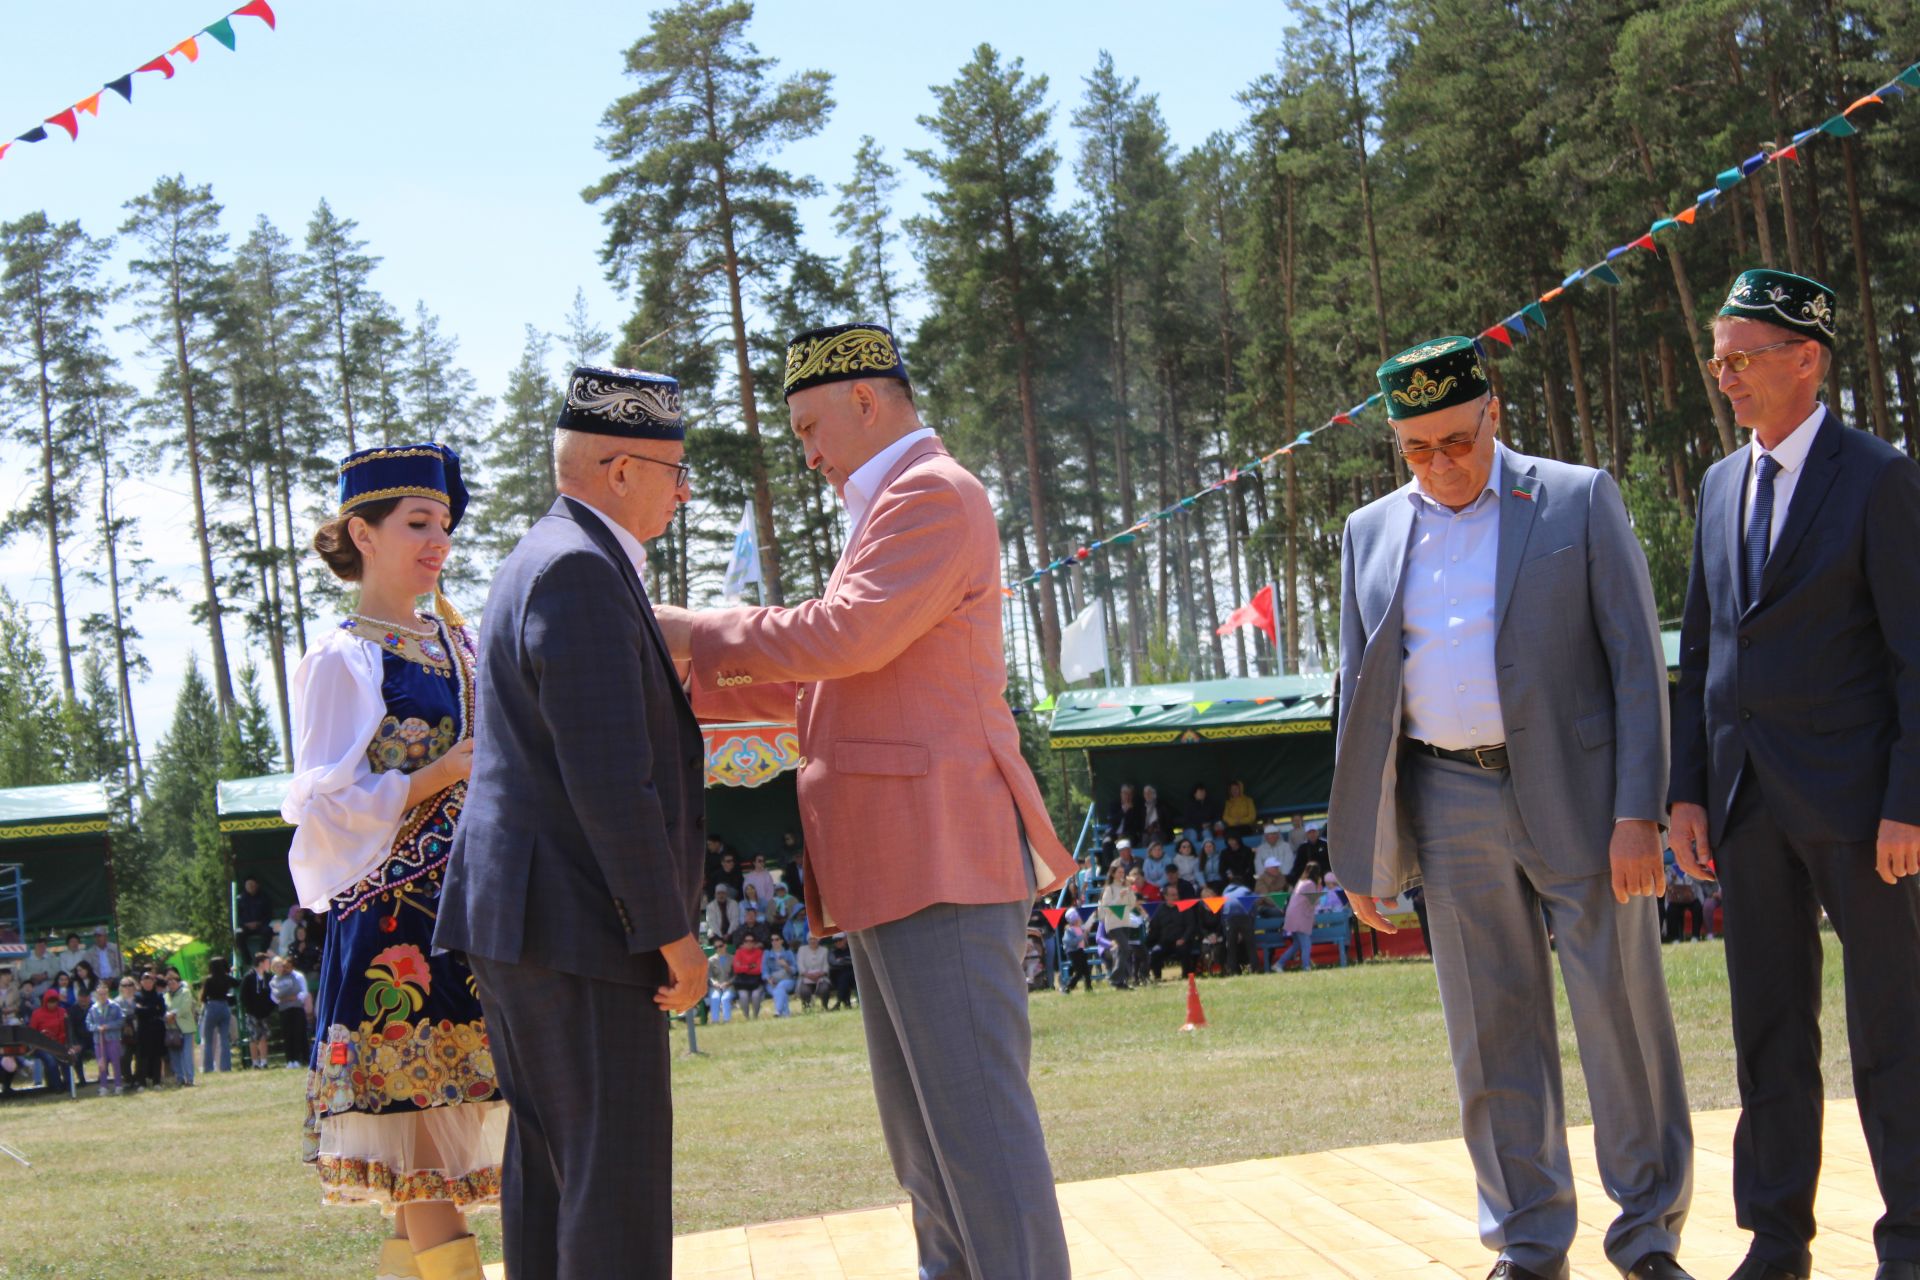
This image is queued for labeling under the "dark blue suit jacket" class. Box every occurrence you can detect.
[1670,409,1920,846]
[435,496,706,986]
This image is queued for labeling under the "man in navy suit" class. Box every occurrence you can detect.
[435,366,707,1280]
[1670,270,1920,1280]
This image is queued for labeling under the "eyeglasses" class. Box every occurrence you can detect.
[599,451,690,489]
[1397,398,1491,464]
[1705,340,1808,379]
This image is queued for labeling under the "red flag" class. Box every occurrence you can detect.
[1173,898,1198,912]
[137,56,176,79]
[1215,583,1277,644]
[1631,232,1657,253]
[44,109,78,140]
[1481,324,1514,347]
[1040,908,1067,929]
[233,0,277,27]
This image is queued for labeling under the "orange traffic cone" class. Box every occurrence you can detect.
[1180,972,1208,1032]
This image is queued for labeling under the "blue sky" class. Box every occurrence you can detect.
[0,0,1298,755]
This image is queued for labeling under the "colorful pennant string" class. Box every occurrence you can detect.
[1013,57,1920,590]
[3,3,275,163]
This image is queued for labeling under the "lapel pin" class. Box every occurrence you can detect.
[1510,475,1539,502]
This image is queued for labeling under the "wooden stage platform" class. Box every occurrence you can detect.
[642,1105,1882,1280]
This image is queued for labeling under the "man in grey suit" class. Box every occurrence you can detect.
[1328,336,1694,1280]
[1670,270,1920,1280]
[435,366,708,1280]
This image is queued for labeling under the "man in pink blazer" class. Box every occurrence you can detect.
[658,322,1074,1279]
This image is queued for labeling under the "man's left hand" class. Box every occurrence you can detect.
[654,604,693,660]
[1876,818,1920,885]
[1609,819,1666,904]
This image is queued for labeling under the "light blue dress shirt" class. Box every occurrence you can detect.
[1400,447,1507,752]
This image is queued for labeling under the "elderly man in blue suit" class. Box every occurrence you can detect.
[436,366,708,1280]
[1670,270,1920,1280]
[1328,336,1694,1280]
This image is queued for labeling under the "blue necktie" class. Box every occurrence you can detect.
[1745,453,1781,607]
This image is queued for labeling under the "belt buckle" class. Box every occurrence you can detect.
[1472,745,1502,769]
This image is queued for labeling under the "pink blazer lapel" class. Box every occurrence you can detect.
[826,435,950,598]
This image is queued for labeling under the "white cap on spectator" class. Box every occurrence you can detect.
[1115,838,1131,849]
[1263,824,1282,835]
[1264,856,1283,870]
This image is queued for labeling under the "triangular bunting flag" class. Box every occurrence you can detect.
[1739,151,1768,175]
[1791,127,1818,146]
[1774,144,1798,164]
[1650,218,1675,234]
[1899,65,1920,90]
[1631,233,1657,253]
[1174,898,1198,912]
[1539,287,1565,304]
[1143,901,1163,918]
[1105,904,1129,921]
[1075,906,1098,922]
[1265,893,1288,907]
[171,37,202,62]
[1819,114,1857,137]
[1696,188,1721,205]
[1481,324,1513,347]
[1505,311,1529,337]
[1522,301,1548,329]
[1040,908,1067,929]
[105,75,134,103]
[1675,205,1698,225]
[1589,264,1624,286]
[44,109,78,140]
[1845,93,1884,115]
[1715,166,1743,190]
[1202,896,1227,912]
[204,17,238,50]
[75,94,102,117]
[234,0,277,27]
[14,126,48,144]
[0,143,10,162]
[1034,694,1055,713]
[1606,244,1631,261]
[137,55,176,79]
[1192,702,1214,715]
[1560,268,1586,288]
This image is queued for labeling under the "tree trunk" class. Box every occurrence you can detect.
[1767,67,1806,274]
[1630,124,1737,454]
[92,404,143,790]
[1799,139,1845,410]
[327,263,358,452]
[1605,290,1624,479]
[1561,304,1599,468]
[1890,312,1919,458]
[1284,451,1300,675]
[29,280,75,697]
[1745,176,1777,268]
[714,201,785,605]
[1838,136,1894,440]
[1341,2,1405,488]
[170,241,234,716]
[1108,240,1145,683]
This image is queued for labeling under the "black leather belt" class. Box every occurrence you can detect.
[1407,738,1509,770]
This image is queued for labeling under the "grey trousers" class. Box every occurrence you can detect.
[847,899,1071,1280]
[1407,752,1694,1278]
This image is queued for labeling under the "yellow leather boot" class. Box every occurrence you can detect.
[376,1237,422,1280]
[412,1235,484,1280]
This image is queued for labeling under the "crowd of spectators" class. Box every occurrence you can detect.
[696,833,858,1021]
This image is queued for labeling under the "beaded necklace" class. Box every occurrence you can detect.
[340,612,452,675]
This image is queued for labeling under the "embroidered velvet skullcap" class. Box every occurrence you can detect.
[1719,268,1836,348]
[556,366,685,441]
[782,323,910,401]
[1376,336,1492,421]
[337,443,469,531]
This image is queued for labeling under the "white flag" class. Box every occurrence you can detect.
[1059,599,1108,683]
[721,502,762,602]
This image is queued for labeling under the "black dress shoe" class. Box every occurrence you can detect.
[1875,1260,1920,1280]
[1628,1253,1694,1280]
[1488,1262,1554,1280]
[1726,1257,1808,1280]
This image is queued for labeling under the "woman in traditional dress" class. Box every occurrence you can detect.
[283,444,501,1280]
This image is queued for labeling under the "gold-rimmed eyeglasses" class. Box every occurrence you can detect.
[1396,398,1491,464]
[1705,340,1808,379]
[599,451,690,489]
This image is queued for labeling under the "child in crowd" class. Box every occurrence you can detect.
[28,989,71,1092]
[85,983,126,1095]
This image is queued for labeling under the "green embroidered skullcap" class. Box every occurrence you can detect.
[1377,336,1491,420]
[1719,268,1836,348]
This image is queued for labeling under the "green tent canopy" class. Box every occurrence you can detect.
[1049,675,1336,822]
[0,781,116,940]
[217,773,298,918]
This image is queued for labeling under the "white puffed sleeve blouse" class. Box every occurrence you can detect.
[282,627,413,912]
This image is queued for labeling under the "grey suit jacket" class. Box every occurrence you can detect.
[1670,409,1920,846]
[435,496,706,986]
[1328,447,1669,896]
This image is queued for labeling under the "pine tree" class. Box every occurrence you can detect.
[122,176,238,718]
[0,589,66,787]
[469,326,561,570]
[301,199,382,453]
[832,137,907,331]
[0,212,111,699]
[136,657,225,939]
[587,0,834,606]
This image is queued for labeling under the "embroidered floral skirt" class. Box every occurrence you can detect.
[304,818,505,1214]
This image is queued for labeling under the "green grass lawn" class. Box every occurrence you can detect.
[0,937,1855,1279]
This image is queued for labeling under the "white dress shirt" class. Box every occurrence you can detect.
[1742,403,1824,553]
[1400,446,1506,751]
[572,496,649,575]
[842,427,936,545]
